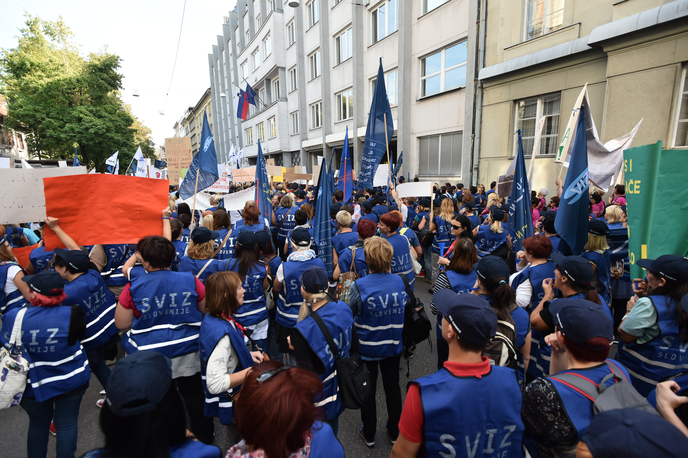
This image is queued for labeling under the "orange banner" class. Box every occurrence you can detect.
[12,246,36,270]
[43,174,169,250]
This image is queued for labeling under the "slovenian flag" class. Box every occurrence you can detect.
[237,90,249,120]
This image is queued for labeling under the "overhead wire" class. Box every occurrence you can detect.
[160,0,188,114]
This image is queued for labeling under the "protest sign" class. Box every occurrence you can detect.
[12,246,35,270]
[147,164,167,179]
[43,174,168,249]
[181,187,256,212]
[0,157,11,168]
[232,167,256,182]
[0,167,87,224]
[396,181,432,199]
[283,173,312,182]
[207,164,231,193]
[165,137,192,185]
[373,164,390,187]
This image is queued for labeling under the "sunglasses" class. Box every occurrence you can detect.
[256,366,289,384]
[451,224,463,230]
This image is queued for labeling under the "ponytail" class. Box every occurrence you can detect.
[482,278,515,314]
[490,220,503,234]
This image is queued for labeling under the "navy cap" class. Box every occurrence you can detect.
[434,290,497,346]
[296,190,306,198]
[330,203,342,217]
[551,253,595,285]
[55,248,91,273]
[255,230,272,247]
[388,204,399,212]
[475,255,511,283]
[636,254,688,283]
[418,198,430,207]
[105,351,172,417]
[300,265,329,294]
[582,408,688,458]
[191,227,220,244]
[237,230,257,248]
[361,201,373,211]
[490,207,505,221]
[550,298,613,348]
[22,270,65,296]
[464,201,475,209]
[589,219,610,235]
[290,227,311,247]
[433,198,442,207]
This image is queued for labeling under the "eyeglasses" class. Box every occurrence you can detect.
[256,366,289,384]
[451,224,462,230]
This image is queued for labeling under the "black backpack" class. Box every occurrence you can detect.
[482,313,518,370]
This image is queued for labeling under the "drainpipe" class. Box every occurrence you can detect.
[471,0,487,186]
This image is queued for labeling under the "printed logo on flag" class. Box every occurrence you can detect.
[563,168,589,204]
[204,137,212,153]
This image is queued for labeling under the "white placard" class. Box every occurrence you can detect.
[373,164,390,187]
[0,157,11,168]
[396,181,433,199]
[181,186,256,212]
[206,164,231,193]
[58,161,68,167]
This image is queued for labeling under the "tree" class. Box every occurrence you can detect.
[0,14,151,171]
[125,104,156,159]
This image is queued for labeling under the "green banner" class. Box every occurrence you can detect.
[625,141,688,280]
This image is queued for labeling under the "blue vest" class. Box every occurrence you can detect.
[373,204,387,219]
[294,302,354,419]
[102,244,136,287]
[0,306,90,402]
[198,315,254,424]
[223,259,268,326]
[0,262,28,313]
[464,214,480,230]
[266,255,282,279]
[235,222,267,233]
[171,240,188,271]
[617,296,687,397]
[4,225,24,247]
[511,262,556,312]
[180,228,191,244]
[548,360,631,439]
[29,247,55,273]
[387,234,415,291]
[355,273,407,359]
[332,231,359,255]
[338,244,369,278]
[276,257,325,327]
[275,207,296,241]
[178,257,222,284]
[581,250,611,303]
[213,228,236,261]
[62,270,118,352]
[360,213,378,224]
[406,206,417,229]
[414,365,524,458]
[435,270,478,340]
[308,421,345,458]
[123,270,202,359]
[475,225,508,257]
[432,216,454,254]
[548,235,562,253]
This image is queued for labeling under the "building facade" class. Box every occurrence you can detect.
[172,88,214,156]
[0,95,30,161]
[209,0,470,180]
[469,0,688,192]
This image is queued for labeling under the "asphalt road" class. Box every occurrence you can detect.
[0,281,439,458]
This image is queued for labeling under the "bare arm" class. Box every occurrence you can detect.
[44,217,79,250]
[530,278,556,333]
[115,303,135,330]
[417,216,427,231]
[12,270,34,301]
[521,332,532,373]
[390,433,422,458]
[332,247,339,268]
[655,381,688,438]
[333,263,341,281]
[162,208,172,241]
[197,298,206,315]
[273,275,284,293]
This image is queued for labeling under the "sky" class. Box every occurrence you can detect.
[0,0,236,148]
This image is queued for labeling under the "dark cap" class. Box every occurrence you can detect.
[105,351,172,417]
[22,270,65,296]
[549,298,613,348]
[434,290,497,346]
[433,198,442,207]
[388,204,399,212]
[290,227,311,247]
[475,255,511,283]
[191,227,220,244]
[237,230,257,248]
[589,219,610,235]
[300,265,329,294]
[54,248,91,273]
[490,207,505,221]
[295,189,306,198]
[255,229,272,248]
[330,203,342,217]
[636,254,688,283]
[582,408,688,458]
[464,201,475,209]
[361,201,373,211]
[551,253,595,285]
[418,198,430,207]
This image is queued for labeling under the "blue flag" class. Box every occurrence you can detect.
[254,140,272,228]
[179,112,219,199]
[393,151,403,177]
[246,83,257,106]
[508,132,534,252]
[357,59,394,190]
[336,127,353,204]
[314,157,334,277]
[154,159,167,168]
[555,108,589,255]
[73,148,80,167]
[328,146,336,196]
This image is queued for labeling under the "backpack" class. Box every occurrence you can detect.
[482,313,518,370]
[335,246,359,303]
[549,361,658,416]
[399,275,432,376]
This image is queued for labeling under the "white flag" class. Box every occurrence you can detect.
[133,146,147,177]
[105,151,119,167]
[89,168,97,174]
[21,159,33,169]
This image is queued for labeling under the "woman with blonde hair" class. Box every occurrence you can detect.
[582,220,612,303]
[178,227,224,283]
[202,213,214,229]
[429,198,456,283]
[480,192,501,217]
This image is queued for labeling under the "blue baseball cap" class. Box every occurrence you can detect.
[22,270,65,296]
[475,255,511,283]
[589,219,610,236]
[55,248,91,273]
[434,290,497,346]
[290,227,311,247]
[300,265,328,294]
[237,230,257,248]
[549,298,613,349]
[190,227,220,244]
[636,255,688,283]
[551,252,595,285]
[106,351,172,417]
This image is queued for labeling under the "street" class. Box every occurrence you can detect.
[0,283,438,458]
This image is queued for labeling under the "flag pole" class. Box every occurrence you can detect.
[191,167,201,229]
[383,113,400,207]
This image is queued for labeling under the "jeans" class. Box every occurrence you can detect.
[175,373,215,445]
[360,355,402,442]
[422,245,434,282]
[86,345,111,389]
[21,383,88,458]
[266,309,283,361]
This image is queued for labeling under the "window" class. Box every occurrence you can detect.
[418,132,463,176]
[420,41,467,97]
[263,34,272,59]
[259,88,266,108]
[371,69,398,107]
[372,0,397,44]
[246,30,250,44]
[256,14,261,30]
[309,50,321,80]
[307,0,320,27]
[335,27,353,65]
[526,0,564,40]
[287,21,296,47]
[310,102,322,129]
[336,89,354,121]
[258,122,265,141]
[240,61,248,79]
[235,28,241,49]
[514,94,561,157]
[423,0,449,14]
[674,67,688,147]
[272,78,280,102]
[245,127,254,145]
[291,111,299,135]
[268,116,277,138]
[268,0,273,11]
[251,49,260,71]
[289,67,297,92]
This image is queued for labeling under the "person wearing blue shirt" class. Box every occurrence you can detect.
[169,220,188,271]
[359,201,379,224]
[273,194,297,261]
[581,220,612,304]
[178,227,225,284]
[333,218,377,282]
[332,210,360,266]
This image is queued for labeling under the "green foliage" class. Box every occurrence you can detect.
[0,14,154,171]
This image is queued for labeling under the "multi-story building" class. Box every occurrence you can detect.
[469,0,688,191]
[0,95,30,161]
[172,89,214,156]
[209,0,470,181]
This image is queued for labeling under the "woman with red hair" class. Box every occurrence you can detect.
[227,361,344,458]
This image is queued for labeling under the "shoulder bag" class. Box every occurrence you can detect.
[336,246,359,303]
[400,230,422,275]
[0,308,30,409]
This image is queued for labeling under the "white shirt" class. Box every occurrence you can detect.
[205,335,239,395]
[3,265,21,296]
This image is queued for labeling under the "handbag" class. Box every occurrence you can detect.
[0,308,30,409]
[310,310,373,410]
[400,231,422,275]
[336,246,359,303]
